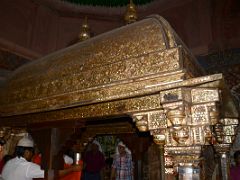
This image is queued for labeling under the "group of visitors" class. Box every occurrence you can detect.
[2,133,240,180]
[0,135,82,180]
[0,134,134,180]
[83,140,134,180]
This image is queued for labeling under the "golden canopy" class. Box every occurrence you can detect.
[0,15,238,179]
[0,15,204,118]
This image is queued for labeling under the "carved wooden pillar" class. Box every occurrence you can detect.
[159,144,165,180]
[30,128,60,179]
[30,127,75,179]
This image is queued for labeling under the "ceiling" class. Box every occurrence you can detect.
[0,0,239,97]
[61,0,154,7]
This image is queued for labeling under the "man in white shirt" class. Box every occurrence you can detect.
[2,135,44,180]
[2,135,82,180]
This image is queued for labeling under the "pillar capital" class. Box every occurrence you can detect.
[131,85,238,178]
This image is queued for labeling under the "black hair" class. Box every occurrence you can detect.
[0,139,6,146]
[64,149,74,160]
[105,157,113,166]
[234,150,240,160]
[15,146,34,158]
[3,155,13,164]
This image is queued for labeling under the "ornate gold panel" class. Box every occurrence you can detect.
[160,88,184,103]
[191,88,220,103]
[1,72,185,116]
[1,73,224,116]
[148,111,167,130]
[214,144,231,154]
[223,125,236,136]
[7,48,181,103]
[191,102,217,125]
[132,110,167,133]
[192,126,205,145]
[0,15,207,117]
[215,118,239,146]
[221,118,239,125]
[165,168,174,175]
[1,94,162,126]
[165,146,202,156]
